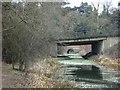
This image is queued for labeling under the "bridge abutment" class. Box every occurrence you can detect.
[102,37,119,54]
[92,41,103,55]
[57,44,64,55]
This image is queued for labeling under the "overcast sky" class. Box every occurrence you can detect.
[65,0,119,13]
[11,0,119,13]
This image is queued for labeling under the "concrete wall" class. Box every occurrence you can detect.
[59,45,91,55]
[102,37,119,53]
[49,42,57,57]
[92,37,119,55]
[92,41,103,55]
[57,45,65,55]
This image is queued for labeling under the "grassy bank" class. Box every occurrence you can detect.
[26,59,74,88]
[2,59,74,88]
[97,56,120,71]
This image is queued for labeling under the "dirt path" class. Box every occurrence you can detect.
[2,62,29,88]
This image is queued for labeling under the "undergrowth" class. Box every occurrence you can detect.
[97,56,120,71]
[25,58,74,88]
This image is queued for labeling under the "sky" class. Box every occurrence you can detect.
[65,0,119,13]
[11,0,120,13]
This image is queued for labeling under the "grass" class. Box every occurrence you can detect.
[25,58,74,88]
[58,57,120,71]
[97,56,120,71]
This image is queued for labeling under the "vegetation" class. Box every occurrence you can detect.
[2,2,66,71]
[63,2,118,38]
[98,56,120,71]
[2,1,118,70]
[2,1,119,88]
[2,59,74,88]
[27,59,74,88]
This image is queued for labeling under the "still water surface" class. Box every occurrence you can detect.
[58,59,120,88]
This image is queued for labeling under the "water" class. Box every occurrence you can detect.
[68,65,102,80]
[57,59,120,88]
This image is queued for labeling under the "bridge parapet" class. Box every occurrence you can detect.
[59,37,107,43]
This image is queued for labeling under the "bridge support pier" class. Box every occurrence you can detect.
[57,44,64,55]
[92,41,103,55]
[49,42,57,57]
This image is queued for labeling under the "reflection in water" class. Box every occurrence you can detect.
[59,58,120,88]
[64,65,119,88]
[65,65,103,81]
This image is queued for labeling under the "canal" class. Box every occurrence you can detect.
[57,58,120,88]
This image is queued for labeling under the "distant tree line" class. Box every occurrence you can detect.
[63,2,119,38]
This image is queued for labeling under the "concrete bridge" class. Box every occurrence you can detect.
[52,36,119,56]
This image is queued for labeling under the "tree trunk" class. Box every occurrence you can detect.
[19,59,24,71]
[11,58,15,70]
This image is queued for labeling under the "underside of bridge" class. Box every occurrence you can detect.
[57,37,107,55]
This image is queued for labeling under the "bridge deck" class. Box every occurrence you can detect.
[59,37,107,43]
